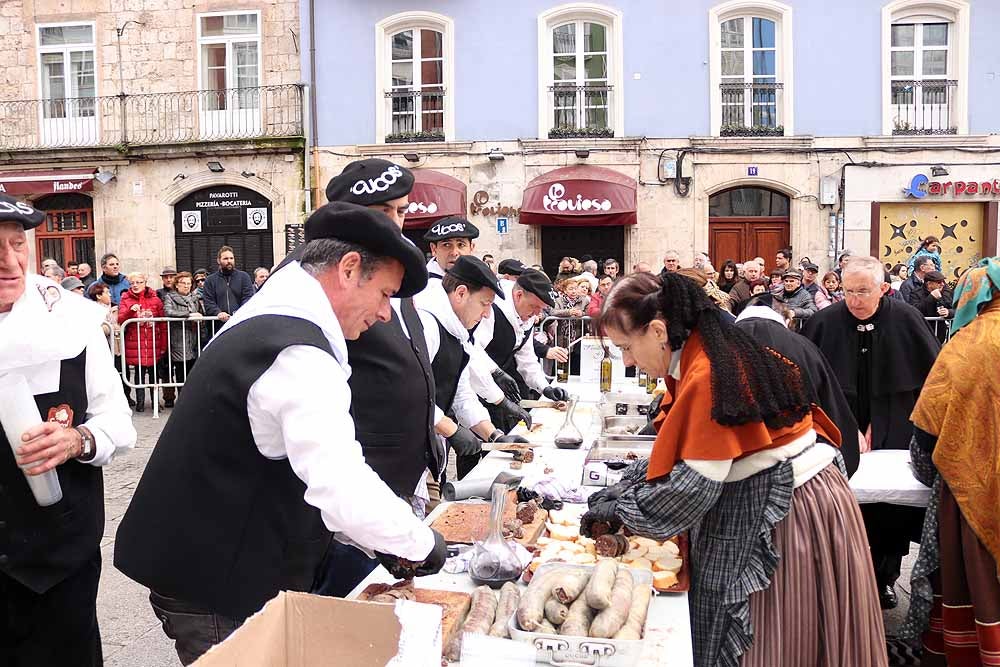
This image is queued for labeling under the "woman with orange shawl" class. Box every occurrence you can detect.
[580,271,886,667]
[902,256,1000,666]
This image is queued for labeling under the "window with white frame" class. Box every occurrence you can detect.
[537,4,623,140]
[551,20,610,135]
[388,27,445,137]
[375,12,453,143]
[709,1,793,137]
[882,1,968,135]
[197,12,261,111]
[37,24,96,120]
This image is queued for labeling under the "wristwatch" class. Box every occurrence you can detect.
[74,426,96,462]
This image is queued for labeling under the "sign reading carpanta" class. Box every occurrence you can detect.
[903,173,1000,198]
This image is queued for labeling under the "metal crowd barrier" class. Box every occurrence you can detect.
[923,316,953,343]
[537,315,593,381]
[116,315,223,418]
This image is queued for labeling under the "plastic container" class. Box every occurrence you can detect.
[508,562,654,667]
[0,374,64,506]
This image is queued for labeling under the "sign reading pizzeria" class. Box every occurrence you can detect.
[520,165,637,226]
[903,173,1000,198]
[172,184,273,273]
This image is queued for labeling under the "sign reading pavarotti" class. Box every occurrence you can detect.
[172,184,274,272]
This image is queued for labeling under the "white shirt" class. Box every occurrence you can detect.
[218,262,434,561]
[0,276,135,466]
[473,280,549,394]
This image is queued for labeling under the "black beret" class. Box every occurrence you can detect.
[304,202,427,298]
[423,216,479,242]
[516,269,555,307]
[0,194,45,229]
[497,258,525,276]
[325,159,414,207]
[446,255,504,299]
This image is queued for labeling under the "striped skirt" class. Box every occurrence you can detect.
[741,464,889,667]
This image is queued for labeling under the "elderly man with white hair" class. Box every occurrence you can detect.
[726,258,768,314]
[0,195,136,665]
[804,255,940,610]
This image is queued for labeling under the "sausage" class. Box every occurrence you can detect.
[445,586,497,662]
[584,559,619,610]
[552,570,590,604]
[613,583,652,640]
[559,593,596,637]
[516,571,559,631]
[544,597,569,626]
[488,582,521,638]
[589,569,634,638]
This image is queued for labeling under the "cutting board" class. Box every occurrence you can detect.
[358,584,472,652]
[430,491,547,546]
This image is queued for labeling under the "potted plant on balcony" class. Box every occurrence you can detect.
[548,126,615,139]
[384,130,445,143]
[719,124,785,137]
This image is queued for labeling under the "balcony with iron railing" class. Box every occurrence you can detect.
[0,84,303,151]
[384,89,445,143]
[548,84,614,139]
[719,82,784,137]
[891,80,958,135]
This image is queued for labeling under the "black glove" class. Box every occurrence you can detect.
[587,480,632,509]
[542,385,569,402]
[447,426,483,457]
[491,368,522,404]
[638,393,665,436]
[496,397,532,430]
[580,499,623,538]
[415,529,448,577]
[493,434,529,444]
[375,529,448,579]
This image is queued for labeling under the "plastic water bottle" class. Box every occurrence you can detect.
[0,374,64,506]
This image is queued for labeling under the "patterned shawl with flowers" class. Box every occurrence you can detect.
[911,256,1000,575]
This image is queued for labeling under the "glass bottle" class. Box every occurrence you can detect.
[599,346,613,393]
[469,483,523,588]
[554,397,584,449]
[638,369,648,388]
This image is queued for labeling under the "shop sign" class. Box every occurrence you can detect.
[407,200,439,216]
[497,217,509,234]
[903,173,1000,199]
[542,183,612,212]
[180,210,202,233]
[246,207,268,230]
[469,190,520,218]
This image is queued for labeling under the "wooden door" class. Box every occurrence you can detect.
[32,193,95,271]
[709,220,789,269]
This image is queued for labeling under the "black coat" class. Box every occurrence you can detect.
[736,317,861,477]
[202,269,255,316]
[803,298,939,452]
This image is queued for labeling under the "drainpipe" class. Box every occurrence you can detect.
[828,210,837,269]
[302,83,313,215]
[308,0,320,210]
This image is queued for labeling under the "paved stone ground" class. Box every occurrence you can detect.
[97,410,917,665]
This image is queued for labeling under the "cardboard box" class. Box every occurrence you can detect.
[194,591,441,667]
[579,336,626,384]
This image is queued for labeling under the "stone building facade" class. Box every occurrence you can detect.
[0,0,305,279]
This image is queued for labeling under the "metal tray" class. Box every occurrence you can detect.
[508,563,654,667]
[601,415,656,442]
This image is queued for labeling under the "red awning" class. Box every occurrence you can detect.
[0,169,94,196]
[520,165,637,226]
[404,169,467,229]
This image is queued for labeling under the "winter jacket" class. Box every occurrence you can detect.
[814,285,844,310]
[913,284,955,319]
[907,248,942,273]
[118,288,167,367]
[773,286,818,320]
[728,278,769,314]
[899,273,925,304]
[99,272,131,306]
[202,269,255,317]
[162,291,203,362]
[587,292,606,318]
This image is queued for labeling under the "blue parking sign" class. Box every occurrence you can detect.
[497,217,509,234]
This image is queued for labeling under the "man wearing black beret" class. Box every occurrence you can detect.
[423,216,480,279]
[115,203,447,664]
[474,269,570,431]
[0,195,136,666]
[325,157,414,225]
[497,258,525,281]
[413,256,530,477]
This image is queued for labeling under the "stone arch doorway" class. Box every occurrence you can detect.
[173,185,273,274]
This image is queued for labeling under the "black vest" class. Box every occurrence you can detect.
[484,304,533,398]
[347,299,441,492]
[0,351,104,594]
[429,318,470,415]
[114,315,334,619]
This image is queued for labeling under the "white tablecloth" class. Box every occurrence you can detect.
[848,449,932,507]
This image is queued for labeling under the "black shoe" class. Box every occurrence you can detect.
[879,584,898,610]
[126,396,136,407]
[164,400,174,408]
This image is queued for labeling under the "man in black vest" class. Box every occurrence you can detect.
[475,270,570,432]
[114,203,447,665]
[413,256,530,473]
[423,219,530,428]
[0,195,136,667]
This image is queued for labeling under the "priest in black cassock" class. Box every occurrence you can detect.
[804,255,940,610]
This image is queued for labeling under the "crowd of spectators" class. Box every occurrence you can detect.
[36,245,259,412]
